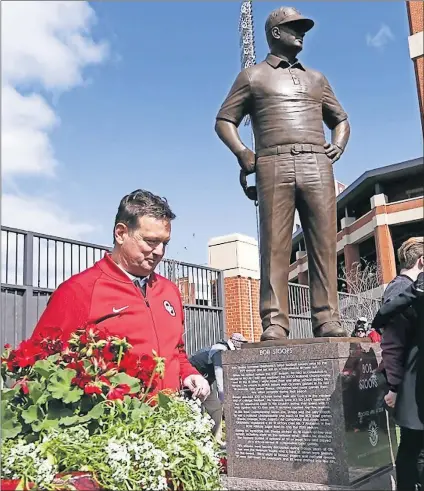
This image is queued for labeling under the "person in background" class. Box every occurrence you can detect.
[352,317,369,338]
[372,271,424,425]
[352,317,381,342]
[31,189,210,401]
[189,333,248,445]
[375,237,423,491]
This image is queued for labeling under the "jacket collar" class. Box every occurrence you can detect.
[266,53,304,70]
[98,253,157,286]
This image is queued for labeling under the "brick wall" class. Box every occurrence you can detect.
[177,277,196,305]
[406,1,424,128]
[224,276,262,342]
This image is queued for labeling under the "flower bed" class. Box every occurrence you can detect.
[1,327,222,490]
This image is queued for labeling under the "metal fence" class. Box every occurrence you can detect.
[1,227,225,355]
[1,226,382,352]
[288,282,382,338]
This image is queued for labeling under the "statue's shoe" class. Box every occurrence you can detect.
[314,321,347,338]
[260,325,289,341]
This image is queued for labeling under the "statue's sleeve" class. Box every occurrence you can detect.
[322,75,348,130]
[216,70,252,127]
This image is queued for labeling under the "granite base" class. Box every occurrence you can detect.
[222,338,398,488]
[221,465,395,490]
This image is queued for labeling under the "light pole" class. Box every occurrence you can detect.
[238,1,260,246]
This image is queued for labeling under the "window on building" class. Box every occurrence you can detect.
[406,187,424,199]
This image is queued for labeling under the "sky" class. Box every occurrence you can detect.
[2,1,423,266]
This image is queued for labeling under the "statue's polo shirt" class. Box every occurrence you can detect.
[216,53,348,152]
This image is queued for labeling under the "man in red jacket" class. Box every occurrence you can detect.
[31,189,210,400]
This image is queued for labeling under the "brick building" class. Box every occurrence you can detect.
[406,1,424,129]
[289,158,423,287]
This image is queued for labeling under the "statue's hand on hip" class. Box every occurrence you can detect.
[236,147,256,175]
[324,143,343,164]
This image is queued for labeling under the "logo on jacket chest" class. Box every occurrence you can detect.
[163,300,176,317]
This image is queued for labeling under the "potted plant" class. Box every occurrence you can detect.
[1,326,222,490]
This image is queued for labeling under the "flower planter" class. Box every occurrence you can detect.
[1,473,99,491]
[1,473,189,490]
[2,328,221,490]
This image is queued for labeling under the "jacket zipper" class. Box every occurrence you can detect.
[136,284,163,391]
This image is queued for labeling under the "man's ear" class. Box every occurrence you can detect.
[271,26,281,40]
[114,223,128,245]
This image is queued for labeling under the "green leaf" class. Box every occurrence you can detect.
[196,452,204,469]
[63,387,84,404]
[131,404,152,421]
[32,417,60,432]
[1,387,20,401]
[47,368,83,403]
[22,405,39,424]
[110,372,140,393]
[33,359,56,378]
[26,381,44,404]
[79,404,105,422]
[158,392,172,410]
[1,404,22,439]
[60,415,80,426]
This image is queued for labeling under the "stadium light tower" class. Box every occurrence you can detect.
[239,0,260,243]
[239,0,256,127]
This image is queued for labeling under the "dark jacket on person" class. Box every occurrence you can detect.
[372,272,424,425]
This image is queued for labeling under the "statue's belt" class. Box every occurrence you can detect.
[256,143,326,157]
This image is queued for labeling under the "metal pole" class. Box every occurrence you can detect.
[23,231,34,338]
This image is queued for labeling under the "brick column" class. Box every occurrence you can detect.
[407,1,424,130]
[371,194,397,285]
[208,234,262,342]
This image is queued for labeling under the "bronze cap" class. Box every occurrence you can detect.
[265,7,314,33]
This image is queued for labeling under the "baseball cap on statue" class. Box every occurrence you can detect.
[265,7,314,33]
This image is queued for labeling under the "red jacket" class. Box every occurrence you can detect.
[31,254,199,391]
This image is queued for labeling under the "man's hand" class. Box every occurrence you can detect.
[324,143,343,163]
[384,390,397,408]
[236,147,256,175]
[183,374,210,401]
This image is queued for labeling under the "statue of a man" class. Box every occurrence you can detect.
[215,7,351,340]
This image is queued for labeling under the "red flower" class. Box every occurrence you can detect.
[119,353,157,384]
[98,376,111,386]
[12,378,29,395]
[79,332,90,345]
[72,373,92,389]
[102,342,115,362]
[66,361,85,373]
[13,340,43,368]
[84,384,102,395]
[118,352,138,376]
[34,327,64,355]
[139,354,156,372]
[62,348,78,363]
[4,344,11,350]
[107,384,131,401]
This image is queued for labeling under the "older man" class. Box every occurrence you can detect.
[215,6,350,340]
[31,189,210,399]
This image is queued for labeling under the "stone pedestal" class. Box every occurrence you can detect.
[222,338,397,490]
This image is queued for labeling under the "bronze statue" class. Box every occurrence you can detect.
[215,6,351,340]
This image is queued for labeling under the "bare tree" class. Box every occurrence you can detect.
[338,261,383,334]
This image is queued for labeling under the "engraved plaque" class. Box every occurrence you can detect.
[223,341,397,487]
